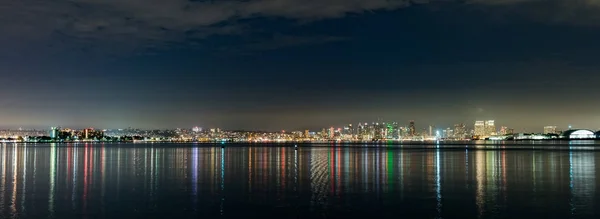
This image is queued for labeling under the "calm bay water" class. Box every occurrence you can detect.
[0,143,599,218]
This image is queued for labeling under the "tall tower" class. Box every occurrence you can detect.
[409,120,416,136]
[348,124,353,136]
[329,127,334,139]
[485,120,496,136]
[454,123,466,139]
[474,121,485,137]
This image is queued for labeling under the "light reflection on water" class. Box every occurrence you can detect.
[0,143,598,218]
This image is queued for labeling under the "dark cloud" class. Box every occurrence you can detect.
[237,34,348,51]
[0,0,413,45]
[1,0,599,52]
[467,0,600,26]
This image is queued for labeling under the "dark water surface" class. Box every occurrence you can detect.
[0,143,599,218]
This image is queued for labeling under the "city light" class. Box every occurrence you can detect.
[0,120,598,144]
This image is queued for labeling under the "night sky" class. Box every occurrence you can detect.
[1,0,599,132]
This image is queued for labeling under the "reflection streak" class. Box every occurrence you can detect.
[192,147,198,209]
[11,146,17,215]
[1,146,5,211]
[220,148,225,216]
[21,144,27,212]
[436,149,442,219]
[49,144,57,216]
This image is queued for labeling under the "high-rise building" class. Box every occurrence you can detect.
[367,123,375,138]
[474,121,485,137]
[390,122,399,139]
[544,126,557,134]
[343,126,350,135]
[356,123,363,137]
[446,127,454,138]
[348,124,354,135]
[454,123,466,139]
[429,125,433,137]
[485,120,496,136]
[409,120,416,136]
[329,127,335,139]
[374,123,384,139]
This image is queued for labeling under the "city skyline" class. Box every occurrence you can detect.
[0,118,590,135]
[1,0,600,131]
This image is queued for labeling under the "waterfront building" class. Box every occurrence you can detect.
[329,127,334,139]
[485,120,496,136]
[348,124,354,135]
[544,126,558,134]
[390,122,399,139]
[454,123,466,139]
[74,128,104,140]
[506,128,514,135]
[561,129,595,139]
[429,125,433,137]
[50,127,59,139]
[499,126,508,135]
[474,121,485,137]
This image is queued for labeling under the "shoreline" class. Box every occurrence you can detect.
[2,139,599,147]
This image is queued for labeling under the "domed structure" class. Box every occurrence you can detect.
[561,129,596,139]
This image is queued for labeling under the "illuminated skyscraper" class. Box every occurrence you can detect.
[409,120,416,136]
[374,123,384,139]
[454,123,466,139]
[544,126,557,134]
[485,120,496,136]
[348,124,353,136]
[429,125,433,137]
[446,128,454,138]
[390,122,399,139]
[474,121,485,137]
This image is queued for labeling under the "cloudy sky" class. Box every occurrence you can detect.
[1,0,599,132]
